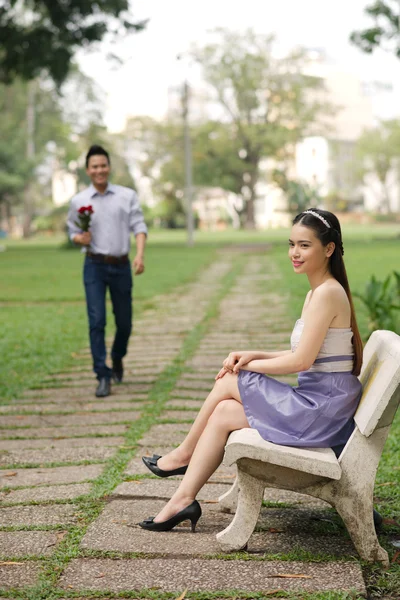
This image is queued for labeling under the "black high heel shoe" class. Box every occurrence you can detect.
[138,500,202,532]
[142,454,188,478]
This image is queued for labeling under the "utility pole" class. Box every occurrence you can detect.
[23,80,36,238]
[182,80,194,247]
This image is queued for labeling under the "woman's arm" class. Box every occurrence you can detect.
[234,286,339,376]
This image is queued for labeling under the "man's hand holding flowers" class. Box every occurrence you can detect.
[74,205,93,246]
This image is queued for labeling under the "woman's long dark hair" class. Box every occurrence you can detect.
[293,208,363,376]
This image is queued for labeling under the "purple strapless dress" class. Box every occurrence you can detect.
[237,320,362,448]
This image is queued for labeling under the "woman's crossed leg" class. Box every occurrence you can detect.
[156,372,246,473]
[154,396,249,523]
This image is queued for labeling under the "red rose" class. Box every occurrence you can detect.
[75,205,94,232]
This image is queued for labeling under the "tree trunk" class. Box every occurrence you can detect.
[243,167,259,229]
[244,195,256,229]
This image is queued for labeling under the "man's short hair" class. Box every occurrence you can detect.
[85,145,110,168]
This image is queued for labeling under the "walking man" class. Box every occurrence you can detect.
[67,144,148,397]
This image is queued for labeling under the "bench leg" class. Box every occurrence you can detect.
[216,469,264,551]
[218,476,239,513]
[333,493,389,567]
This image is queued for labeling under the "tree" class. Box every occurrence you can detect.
[0,76,79,235]
[355,119,400,213]
[0,0,146,86]
[124,116,247,226]
[0,65,136,237]
[272,170,322,215]
[350,1,400,58]
[190,29,333,228]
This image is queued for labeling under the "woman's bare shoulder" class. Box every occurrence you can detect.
[315,279,347,299]
[311,280,350,325]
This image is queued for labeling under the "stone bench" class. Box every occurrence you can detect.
[217,330,400,567]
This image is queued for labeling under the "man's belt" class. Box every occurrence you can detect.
[87,252,129,265]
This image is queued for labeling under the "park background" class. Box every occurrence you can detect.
[0,2,400,598]
[1,0,400,399]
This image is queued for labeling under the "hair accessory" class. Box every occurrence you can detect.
[303,210,331,228]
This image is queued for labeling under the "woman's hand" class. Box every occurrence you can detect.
[215,366,230,380]
[215,352,258,380]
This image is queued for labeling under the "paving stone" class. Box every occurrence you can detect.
[0,425,128,440]
[0,445,115,467]
[59,558,365,593]
[0,401,144,414]
[124,446,236,483]
[262,488,329,509]
[158,411,197,422]
[0,410,139,428]
[255,506,345,536]
[172,389,207,399]
[0,464,103,488]
[0,483,91,504]
[43,374,157,386]
[138,424,190,447]
[166,400,203,409]
[0,531,61,556]
[113,481,232,501]
[187,358,230,368]
[22,385,150,398]
[0,563,40,588]
[175,379,215,391]
[178,372,215,380]
[0,504,77,526]
[80,499,355,558]
[0,436,125,450]
[13,394,147,405]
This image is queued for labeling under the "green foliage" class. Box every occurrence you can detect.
[190,28,334,227]
[32,203,69,234]
[126,31,334,229]
[0,0,146,85]
[0,68,135,238]
[350,1,400,59]
[354,271,400,338]
[272,169,321,214]
[355,119,400,212]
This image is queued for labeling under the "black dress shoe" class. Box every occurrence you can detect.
[138,500,201,532]
[112,358,123,383]
[142,455,188,478]
[95,377,111,397]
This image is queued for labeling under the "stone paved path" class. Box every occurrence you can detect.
[0,249,368,599]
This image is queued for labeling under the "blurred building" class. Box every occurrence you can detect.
[287,51,397,215]
[193,187,242,229]
[52,169,77,206]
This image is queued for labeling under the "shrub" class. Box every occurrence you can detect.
[354,271,400,339]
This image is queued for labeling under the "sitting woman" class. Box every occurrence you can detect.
[139,208,363,533]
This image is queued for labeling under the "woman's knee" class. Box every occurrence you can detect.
[208,399,240,428]
[213,372,240,397]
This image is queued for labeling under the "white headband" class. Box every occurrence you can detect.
[303,210,330,228]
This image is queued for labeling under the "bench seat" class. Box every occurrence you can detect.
[225,428,342,480]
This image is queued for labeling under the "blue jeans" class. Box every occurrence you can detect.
[83,257,133,379]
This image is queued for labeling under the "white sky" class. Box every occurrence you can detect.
[77,0,400,132]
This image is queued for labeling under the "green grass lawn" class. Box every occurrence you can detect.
[1,225,399,401]
[0,242,218,400]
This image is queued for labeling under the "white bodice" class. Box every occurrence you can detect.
[291,319,354,372]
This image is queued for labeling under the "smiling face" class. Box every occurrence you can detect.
[288,223,335,275]
[86,154,110,189]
